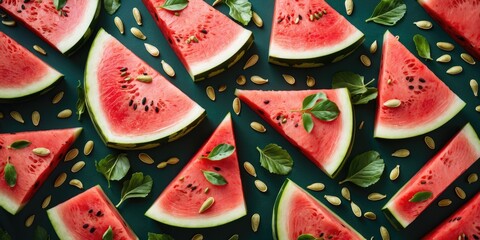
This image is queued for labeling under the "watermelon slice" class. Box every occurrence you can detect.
[142,0,253,81]
[419,0,480,60]
[145,113,246,228]
[374,31,465,139]
[235,88,353,178]
[85,29,206,150]
[0,31,63,102]
[0,128,82,215]
[47,185,138,240]
[273,179,365,240]
[0,0,100,55]
[269,0,364,67]
[422,192,480,239]
[382,123,480,229]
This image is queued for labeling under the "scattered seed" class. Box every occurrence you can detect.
[10,111,24,123]
[64,148,79,162]
[438,198,452,207]
[359,121,365,130]
[392,149,410,158]
[341,187,351,200]
[236,75,247,85]
[136,75,153,83]
[461,53,476,65]
[218,84,227,92]
[351,201,362,217]
[57,109,72,119]
[71,161,86,173]
[414,20,433,30]
[250,121,266,133]
[370,40,378,54]
[468,173,478,184]
[324,195,341,206]
[0,112,3,119]
[232,97,241,115]
[446,66,463,75]
[383,99,401,108]
[360,54,371,67]
[33,45,46,55]
[2,20,16,26]
[254,179,268,192]
[33,147,50,157]
[345,0,353,15]
[455,186,466,199]
[364,211,377,220]
[139,153,155,164]
[306,75,316,87]
[282,74,295,85]
[167,157,180,165]
[157,162,168,169]
[41,195,52,209]
[243,54,259,70]
[251,213,260,232]
[424,136,435,149]
[192,234,203,240]
[206,86,215,101]
[470,79,478,97]
[228,234,239,240]
[476,105,480,112]
[52,91,64,104]
[25,215,35,228]
[243,162,257,177]
[436,54,451,63]
[131,27,146,40]
[437,42,455,51]
[114,16,124,34]
[31,111,40,126]
[389,165,400,181]
[54,172,67,187]
[204,187,209,193]
[144,43,160,57]
[161,60,175,77]
[83,140,94,156]
[307,183,325,192]
[368,193,386,201]
[199,197,215,213]
[69,179,83,189]
[133,7,142,25]
[252,11,263,28]
[380,226,390,240]
[212,0,222,6]
[251,75,268,85]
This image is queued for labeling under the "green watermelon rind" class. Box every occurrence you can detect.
[0,71,63,103]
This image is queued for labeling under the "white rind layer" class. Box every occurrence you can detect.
[47,207,76,240]
[0,193,21,215]
[0,67,62,99]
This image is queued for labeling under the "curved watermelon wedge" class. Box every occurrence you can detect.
[382,123,480,229]
[422,191,480,239]
[269,0,364,67]
[85,29,206,150]
[145,113,246,228]
[235,88,354,178]
[374,31,465,139]
[142,0,254,81]
[47,185,138,240]
[0,128,82,215]
[273,179,365,240]
[0,31,63,102]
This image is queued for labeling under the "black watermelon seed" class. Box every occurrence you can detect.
[150,100,153,106]
[264,100,270,104]
[96,211,102,216]
[120,67,127,72]
[214,167,221,171]
[133,104,137,110]
[145,106,149,111]
[90,227,96,233]
[142,97,146,105]
[418,85,423,90]
[21,4,25,9]
[129,99,133,106]
[409,85,414,90]
[200,29,208,34]
[191,186,197,191]
[88,209,93,213]
[295,123,298,128]
[187,184,192,188]
[155,107,159,113]
[419,78,426,83]
[121,85,127,88]
[82,224,89,229]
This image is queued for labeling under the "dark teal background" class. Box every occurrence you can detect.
[1,0,479,239]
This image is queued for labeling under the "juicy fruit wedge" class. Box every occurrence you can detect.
[273,179,365,240]
[0,32,63,102]
[235,88,353,178]
[374,31,465,139]
[142,0,253,81]
[0,128,82,215]
[85,29,206,150]
[47,185,138,240]
[382,123,480,229]
[269,0,364,67]
[0,0,100,55]
[422,192,480,239]
[145,114,246,228]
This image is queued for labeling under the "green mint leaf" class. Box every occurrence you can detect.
[161,0,188,11]
[117,172,153,207]
[76,80,86,121]
[9,140,31,149]
[351,87,378,105]
[223,0,252,26]
[202,170,228,185]
[302,113,314,133]
[413,34,433,60]
[365,0,406,26]
[102,226,113,240]
[257,144,293,175]
[409,191,433,203]
[104,0,121,15]
[297,234,316,240]
[339,151,385,187]
[53,0,67,10]
[33,226,50,240]
[95,153,130,187]
[302,93,327,110]
[0,227,12,240]
[310,99,340,121]
[204,143,235,161]
[4,163,17,187]
[332,72,368,95]
[148,233,175,240]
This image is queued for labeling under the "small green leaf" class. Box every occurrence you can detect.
[310,99,340,121]
[223,0,252,26]
[104,0,121,15]
[0,227,12,240]
[202,170,228,185]
[33,226,50,240]
[53,0,68,10]
[302,113,314,133]
[351,88,378,105]
[297,234,316,240]
[76,80,86,121]
[117,172,153,207]
[413,34,433,60]
[102,226,113,240]
[257,144,293,175]
[4,163,17,187]
[148,233,175,240]
[409,191,433,202]
[9,140,31,149]
[365,0,406,26]
[204,143,235,161]
[332,72,368,95]
[161,0,188,11]
[95,153,130,187]
[302,93,327,110]
[339,151,385,187]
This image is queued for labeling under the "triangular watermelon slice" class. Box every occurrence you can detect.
[0,128,82,215]
[235,88,353,178]
[145,113,246,227]
[374,31,465,139]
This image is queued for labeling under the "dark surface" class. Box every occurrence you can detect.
[0,0,479,239]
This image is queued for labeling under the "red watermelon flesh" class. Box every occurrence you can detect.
[0,128,82,215]
[142,0,253,81]
[422,191,480,239]
[419,0,480,60]
[382,123,480,229]
[374,31,465,139]
[0,31,63,101]
[273,179,365,240]
[145,113,246,228]
[47,185,138,240]
[235,88,353,178]
[0,0,99,54]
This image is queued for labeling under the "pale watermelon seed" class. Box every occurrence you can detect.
[130,27,146,40]
[345,0,353,15]
[243,161,257,177]
[470,79,478,97]
[64,148,79,162]
[218,84,227,92]
[446,66,463,75]
[252,11,263,28]
[436,42,455,51]
[358,121,365,130]
[476,105,480,112]
[138,153,155,165]
[33,45,46,55]
[368,193,386,201]
[133,7,142,26]
[461,53,476,65]
[166,157,180,165]
[25,214,35,228]
[31,111,40,126]
[383,99,401,108]
[243,54,259,70]
[1,20,15,27]
[52,91,64,104]
[251,75,268,85]
[251,213,260,232]
[351,201,362,217]
[468,173,478,184]
[69,179,83,189]
[57,109,72,119]
[436,54,451,63]
[71,161,86,173]
[360,55,371,67]
[392,149,410,158]
[191,234,204,240]
[389,165,400,181]
[364,211,377,220]
[413,20,432,30]
[157,161,168,169]
[282,74,295,85]
[161,60,175,77]
[206,86,215,101]
[424,136,435,149]
[324,195,341,206]
[41,195,52,209]
[32,147,50,157]
[144,43,160,57]
[370,40,378,54]
[307,183,325,192]
[306,75,315,87]
[198,197,214,213]
[455,187,466,199]
[236,75,247,85]
[233,97,241,115]
[54,173,67,188]
[228,234,239,240]
[83,140,94,156]
[10,111,24,123]
[341,187,350,200]
[254,179,268,192]
[114,16,124,34]
[250,122,266,133]
[204,187,209,194]
[380,226,390,240]
[437,198,452,207]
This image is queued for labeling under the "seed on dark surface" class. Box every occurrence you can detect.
[83,224,89,229]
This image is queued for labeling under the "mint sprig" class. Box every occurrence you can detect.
[299,93,340,133]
